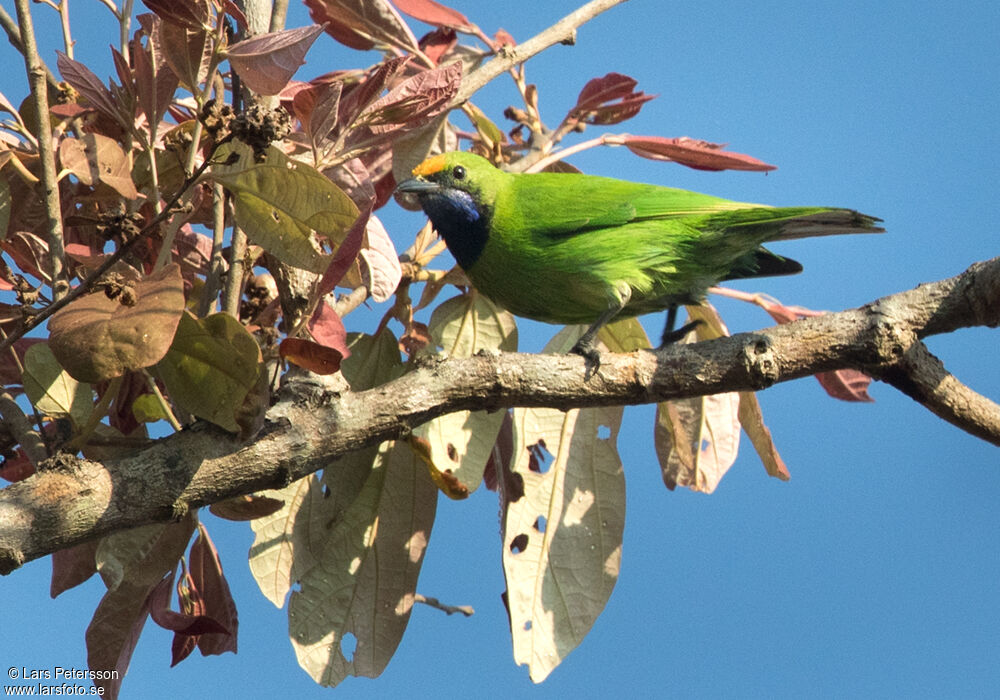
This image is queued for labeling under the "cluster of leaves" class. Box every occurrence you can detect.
[0,0,874,694]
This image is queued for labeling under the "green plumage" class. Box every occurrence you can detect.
[397,151,882,360]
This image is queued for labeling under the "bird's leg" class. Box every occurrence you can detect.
[659,305,702,346]
[570,284,630,370]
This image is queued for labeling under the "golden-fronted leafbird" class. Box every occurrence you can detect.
[396,151,883,365]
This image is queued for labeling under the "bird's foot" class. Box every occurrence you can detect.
[569,338,602,376]
[659,320,703,347]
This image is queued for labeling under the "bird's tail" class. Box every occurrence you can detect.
[713,206,884,242]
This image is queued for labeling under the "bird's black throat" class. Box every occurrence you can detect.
[418,187,491,270]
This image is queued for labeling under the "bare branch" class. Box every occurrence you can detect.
[453,0,630,105]
[0,257,997,575]
[13,0,68,299]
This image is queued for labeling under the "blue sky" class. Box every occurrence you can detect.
[2,1,999,697]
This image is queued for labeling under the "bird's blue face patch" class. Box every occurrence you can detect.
[421,187,489,269]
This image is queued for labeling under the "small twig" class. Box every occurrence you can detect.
[454,0,630,105]
[413,593,474,617]
[14,0,68,300]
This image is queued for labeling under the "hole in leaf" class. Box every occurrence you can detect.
[523,620,532,631]
[446,442,459,462]
[509,533,529,554]
[322,484,331,498]
[340,632,358,661]
[527,439,553,474]
[533,516,546,533]
[700,438,711,453]
[597,424,611,440]
[271,209,281,222]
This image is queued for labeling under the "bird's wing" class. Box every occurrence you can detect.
[507,173,752,238]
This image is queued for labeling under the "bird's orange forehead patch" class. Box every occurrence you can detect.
[412,154,447,177]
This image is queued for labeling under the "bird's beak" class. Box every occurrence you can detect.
[395,178,441,195]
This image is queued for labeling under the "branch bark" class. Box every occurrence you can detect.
[0,257,997,575]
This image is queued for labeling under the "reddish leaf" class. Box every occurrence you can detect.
[292,80,343,149]
[64,242,110,269]
[51,540,99,598]
[623,135,777,172]
[570,72,655,125]
[157,20,211,91]
[304,0,419,53]
[419,27,458,65]
[56,52,120,126]
[133,29,179,128]
[816,369,875,402]
[0,450,35,482]
[318,205,371,296]
[761,300,874,402]
[142,0,211,30]
[279,337,344,374]
[393,0,476,32]
[357,60,462,135]
[226,24,326,96]
[189,526,239,656]
[308,300,350,358]
[147,570,227,636]
[339,56,411,128]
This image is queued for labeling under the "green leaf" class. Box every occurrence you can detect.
[413,292,516,496]
[340,329,403,391]
[504,326,625,683]
[288,441,437,686]
[22,343,93,427]
[211,142,359,273]
[48,264,186,383]
[155,312,262,433]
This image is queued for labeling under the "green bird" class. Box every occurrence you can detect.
[396,151,882,365]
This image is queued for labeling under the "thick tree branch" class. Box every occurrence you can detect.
[0,257,997,574]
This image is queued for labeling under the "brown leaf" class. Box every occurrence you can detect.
[226,24,326,96]
[48,264,186,383]
[318,203,371,296]
[737,391,791,481]
[279,337,344,375]
[58,134,139,199]
[209,493,286,521]
[87,518,196,699]
[623,135,777,172]
[157,21,212,92]
[570,72,655,125]
[51,540,99,598]
[393,0,476,32]
[0,450,35,483]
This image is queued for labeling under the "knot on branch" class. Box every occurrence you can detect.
[864,311,915,367]
[741,335,780,389]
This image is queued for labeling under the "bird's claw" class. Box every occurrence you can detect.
[570,339,602,376]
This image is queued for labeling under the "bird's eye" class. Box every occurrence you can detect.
[452,165,466,180]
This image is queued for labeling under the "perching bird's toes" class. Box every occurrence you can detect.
[569,340,602,373]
